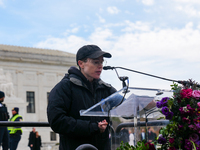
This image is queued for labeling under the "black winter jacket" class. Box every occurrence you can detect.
[47,67,117,150]
[0,103,9,121]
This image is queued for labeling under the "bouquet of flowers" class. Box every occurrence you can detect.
[156,80,200,150]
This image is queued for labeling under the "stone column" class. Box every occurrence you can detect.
[15,70,24,99]
[37,71,45,121]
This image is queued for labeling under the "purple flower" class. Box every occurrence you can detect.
[158,136,167,144]
[197,147,200,150]
[182,117,191,124]
[179,107,184,114]
[189,133,199,142]
[156,101,162,108]
[187,104,195,115]
[195,140,200,146]
[195,123,200,128]
[178,125,183,130]
[160,97,169,106]
[166,111,174,120]
[184,139,193,150]
[162,106,169,115]
[187,104,192,110]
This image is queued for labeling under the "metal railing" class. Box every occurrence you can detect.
[0,120,169,130]
[0,121,50,127]
[115,120,169,133]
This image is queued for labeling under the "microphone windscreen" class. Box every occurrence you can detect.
[103,66,113,70]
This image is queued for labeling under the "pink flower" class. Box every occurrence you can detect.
[145,142,156,150]
[198,102,200,108]
[168,147,176,150]
[188,125,197,130]
[169,138,174,143]
[178,125,183,130]
[182,117,191,124]
[192,90,200,99]
[181,89,193,99]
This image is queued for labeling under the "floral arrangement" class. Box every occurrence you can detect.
[156,81,200,150]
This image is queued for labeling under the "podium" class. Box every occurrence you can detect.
[80,87,172,149]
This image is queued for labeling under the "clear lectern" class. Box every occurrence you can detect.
[80,87,172,150]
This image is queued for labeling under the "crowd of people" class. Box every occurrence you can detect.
[0,91,42,150]
[119,127,157,147]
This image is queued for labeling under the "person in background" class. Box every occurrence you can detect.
[28,127,36,150]
[140,128,146,142]
[119,128,129,144]
[0,91,9,150]
[147,127,156,143]
[128,128,135,146]
[33,131,42,150]
[47,45,117,150]
[8,107,23,150]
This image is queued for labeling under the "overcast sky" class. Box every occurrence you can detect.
[1,0,200,91]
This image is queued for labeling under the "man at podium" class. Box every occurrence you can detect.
[47,45,117,150]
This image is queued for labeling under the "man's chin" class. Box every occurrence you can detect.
[94,76,100,80]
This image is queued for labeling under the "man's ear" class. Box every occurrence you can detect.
[78,60,84,69]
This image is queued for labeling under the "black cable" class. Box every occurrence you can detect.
[115,66,177,83]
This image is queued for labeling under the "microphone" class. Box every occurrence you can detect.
[103,66,114,70]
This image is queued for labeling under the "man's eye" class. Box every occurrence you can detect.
[94,61,100,64]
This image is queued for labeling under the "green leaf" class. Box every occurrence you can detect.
[157,117,165,120]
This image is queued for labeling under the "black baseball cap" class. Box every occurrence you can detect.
[76,45,112,65]
[12,107,19,113]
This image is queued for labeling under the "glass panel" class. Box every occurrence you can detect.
[80,87,172,117]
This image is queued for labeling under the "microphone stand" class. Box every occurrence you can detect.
[113,67,129,89]
[103,66,200,87]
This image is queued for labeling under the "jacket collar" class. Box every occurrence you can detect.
[70,76,111,88]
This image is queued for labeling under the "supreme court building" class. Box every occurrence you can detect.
[0,44,76,150]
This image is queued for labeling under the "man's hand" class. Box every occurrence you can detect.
[98,119,108,133]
